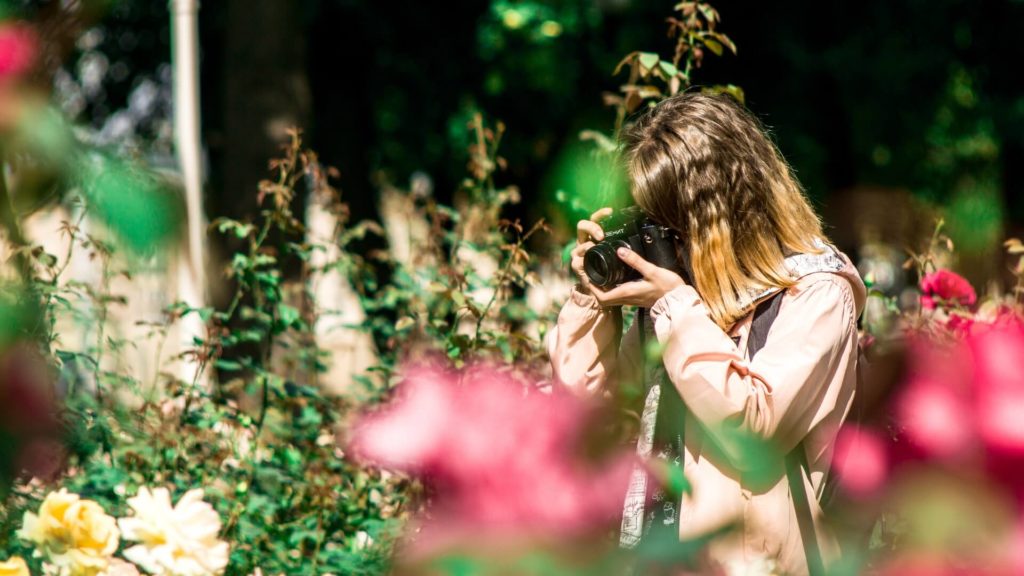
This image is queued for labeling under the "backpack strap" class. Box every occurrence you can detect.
[746,290,785,358]
[746,291,827,576]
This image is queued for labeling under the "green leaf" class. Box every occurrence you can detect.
[395,316,415,331]
[451,291,467,308]
[702,38,724,56]
[698,4,718,23]
[658,60,679,78]
[701,84,746,104]
[277,303,301,328]
[637,52,659,74]
[215,359,243,372]
[79,156,182,253]
[710,32,738,54]
[612,51,639,76]
[36,250,58,267]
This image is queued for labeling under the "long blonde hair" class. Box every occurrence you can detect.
[621,92,826,328]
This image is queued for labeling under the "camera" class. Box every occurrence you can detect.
[583,206,688,288]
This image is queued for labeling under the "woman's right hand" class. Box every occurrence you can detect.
[571,207,614,294]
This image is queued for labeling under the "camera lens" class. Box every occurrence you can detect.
[584,241,629,288]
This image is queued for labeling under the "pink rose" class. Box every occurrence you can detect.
[897,375,974,460]
[831,425,888,498]
[0,24,38,79]
[351,361,634,552]
[895,337,976,460]
[967,323,1024,456]
[919,269,977,310]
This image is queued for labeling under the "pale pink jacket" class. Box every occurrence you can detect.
[547,253,866,575]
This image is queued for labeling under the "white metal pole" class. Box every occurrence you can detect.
[170,0,207,385]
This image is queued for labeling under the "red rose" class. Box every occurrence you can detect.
[946,313,974,335]
[919,269,977,310]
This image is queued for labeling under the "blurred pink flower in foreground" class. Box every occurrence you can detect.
[831,425,887,498]
[897,375,974,460]
[896,338,974,460]
[894,318,1024,500]
[351,362,633,551]
[0,23,37,79]
[968,321,1024,456]
[0,343,64,482]
[919,269,976,310]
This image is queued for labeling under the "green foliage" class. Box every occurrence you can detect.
[358,113,554,374]
[0,129,410,574]
[606,2,738,134]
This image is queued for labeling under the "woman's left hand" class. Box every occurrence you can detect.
[590,247,688,309]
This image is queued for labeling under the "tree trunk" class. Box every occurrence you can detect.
[221,0,310,224]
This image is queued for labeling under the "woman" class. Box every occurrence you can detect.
[547,92,865,575]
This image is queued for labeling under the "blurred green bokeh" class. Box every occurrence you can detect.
[78,156,182,254]
[11,105,181,254]
[546,141,629,225]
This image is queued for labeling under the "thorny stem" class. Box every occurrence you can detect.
[614,64,640,136]
[309,508,326,573]
[50,200,88,283]
[148,325,168,400]
[92,248,112,405]
[180,137,299,431]
[180,204,276,427]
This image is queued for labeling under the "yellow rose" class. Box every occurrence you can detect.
[0,556,29,576]
[20,488,79,545]
[20,489,120,576]
[65,500,119,558]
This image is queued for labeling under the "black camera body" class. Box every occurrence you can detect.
[583,207,688,289]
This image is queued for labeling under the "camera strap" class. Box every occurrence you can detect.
[641,308,687,535]
[618,307,688,552]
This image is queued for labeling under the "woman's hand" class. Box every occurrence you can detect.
[570,207,614,294]
[590,247,687,309]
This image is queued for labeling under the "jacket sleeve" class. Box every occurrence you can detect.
[547,286,642,396]
[650,276,858,462]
